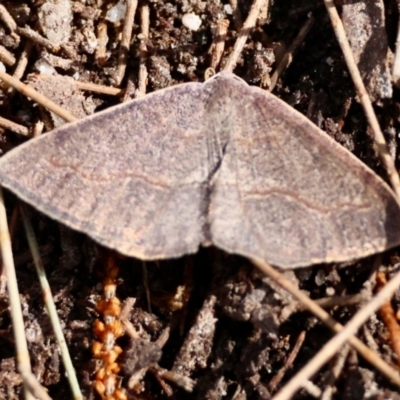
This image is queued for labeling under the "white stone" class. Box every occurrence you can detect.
[106,1,127,23]
[182,13,202,31]
[224,4,233,15]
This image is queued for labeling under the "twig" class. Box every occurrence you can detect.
[0,45,16,66]
[12,41,33,81]
[0,4,17,31]
[32,120,44,138]
[72,79,123,96]
[136,3,149,97]
[141,261,152,313]
[268,331,306,392]
[95,21,108,66]
[323,0,400,199]
[209,19,230,71]
[16,26,60,53]
[362,325,380,353]
[19,370,52,400]
[0,206,19,294]
[224,0,269,72]
[0,116,29,136]
[269,15,314,91]
[122,72,137,102]
[281,292,368,321]
[260,260,400,400]
[320,344,350,400]
[301,380,322,398]
[251,259,400,388]
[0,189,35,400]
[21,204,83,400]
[0,70,77,123]
[42,53,74,70]
[37,74,124,96]
[115,0,138,86]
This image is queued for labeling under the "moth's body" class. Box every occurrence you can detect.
[0,72,399,268]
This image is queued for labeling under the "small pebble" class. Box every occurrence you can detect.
[106,1,126,23]
[182,13,202,31]
[224,4,233,15]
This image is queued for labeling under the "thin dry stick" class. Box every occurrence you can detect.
[38,74,124,96]
[142,261,152,313]
[71,79,123,96]
[95,21,108,66]
[263,262,400,400]
[16,26,60,53]
[0,4,17,31]
[321,344,350,400]
[32,120,44,138]
[115,0,138,86]
[269,15,314,91]
[324,0,400,199]
[282,292,368,321]
[20,204,83,400]
[362,324,380,353]
[268,331,306,392]
[137,3,149,97]
[302,380,322,398]
[0,70,77,123]
[251,259,400,387]
[19,370,52,400]
[209,19,230,71]
[0,189,35,400]
[0,116,29,136]
[12,41,33,81]
[224,0,269,72]
[0,45,16,66]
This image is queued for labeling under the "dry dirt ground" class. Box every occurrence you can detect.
[1,0,400,399]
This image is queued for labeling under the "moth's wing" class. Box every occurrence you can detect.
[208,74,400,268]
[0,82,216,260]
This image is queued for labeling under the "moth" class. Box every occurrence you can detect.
[0,72,399,268]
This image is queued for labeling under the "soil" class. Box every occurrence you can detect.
[1,0,400,399]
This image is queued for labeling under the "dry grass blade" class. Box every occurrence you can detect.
[0,70,77,123]
[269,15,314,91]
[136,3,150,97]
[252,259,400,388]
[320,344,351,400]
[12,41,33,82]
[0,116,29,136]
[224,0,269,72]
[73,80,124,96]
[115,0,138,86]
[20,205,83,400]
[0,189,36,400]
[323,0,400,199]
